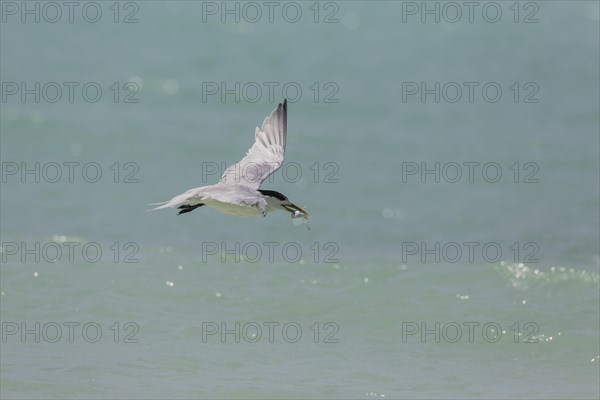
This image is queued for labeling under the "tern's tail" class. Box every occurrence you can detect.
[146,201,170,212]
[147,189,199,212]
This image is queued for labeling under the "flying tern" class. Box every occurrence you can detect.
[150,99,309,224]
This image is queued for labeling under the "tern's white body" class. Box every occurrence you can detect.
[149,99,309,222]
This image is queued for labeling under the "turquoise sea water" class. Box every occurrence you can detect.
[1,1,599,398]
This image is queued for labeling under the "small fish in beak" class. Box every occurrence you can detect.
[291,210,304,218]
[290,209,310,230]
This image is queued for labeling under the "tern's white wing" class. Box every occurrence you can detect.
[219,99,287,189]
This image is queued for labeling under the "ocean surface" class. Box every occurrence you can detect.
[1,1,599,399]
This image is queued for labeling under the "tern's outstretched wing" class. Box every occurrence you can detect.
[219,99,287,189]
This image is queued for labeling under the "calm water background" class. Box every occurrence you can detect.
[1,1,599,398]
